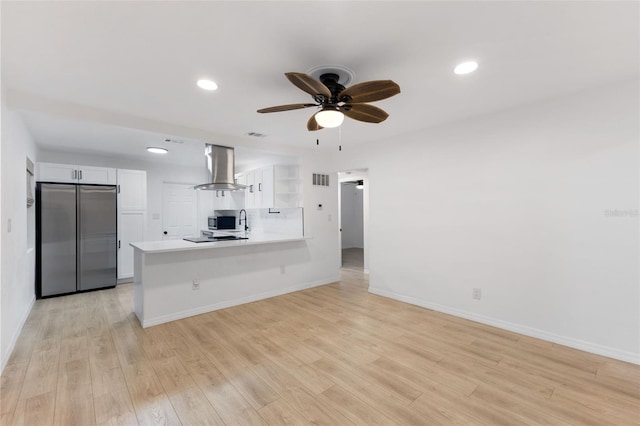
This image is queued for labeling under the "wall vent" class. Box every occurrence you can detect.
[312,173,330,187]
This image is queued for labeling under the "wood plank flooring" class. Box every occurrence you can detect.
[342,248,364,272]
[2,268,639,425]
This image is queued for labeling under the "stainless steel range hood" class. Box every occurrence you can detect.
[194,144,246,191]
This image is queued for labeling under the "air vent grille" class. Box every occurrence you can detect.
[246,132,267,138]
[164,138,185,144]
[312,173,330,186]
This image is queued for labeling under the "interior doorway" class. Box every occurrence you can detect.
[338,170,369,274]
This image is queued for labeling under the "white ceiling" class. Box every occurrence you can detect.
[2,1,638,164]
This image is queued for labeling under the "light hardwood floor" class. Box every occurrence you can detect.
[2,268,639,425]
[342,248,364,273]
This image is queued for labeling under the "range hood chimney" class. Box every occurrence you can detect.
[194,144,246,191]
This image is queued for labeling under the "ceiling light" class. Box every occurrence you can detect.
[356,180,364,190]
[315,108,344,128]
[147,147,168,154]
[197,79,218,91]
[454,61,478,75]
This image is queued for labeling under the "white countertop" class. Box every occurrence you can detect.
[130,233,308,254]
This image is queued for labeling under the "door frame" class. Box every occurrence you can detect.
[337,170,369,274]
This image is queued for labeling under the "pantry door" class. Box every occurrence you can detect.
[162,183,198,240]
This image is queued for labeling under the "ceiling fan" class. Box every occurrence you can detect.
[257,72,400,131]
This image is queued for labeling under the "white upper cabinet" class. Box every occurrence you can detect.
[273,165,302,208]
[117,169,147,211]
[37,162,116,185]
[241,165,302,209]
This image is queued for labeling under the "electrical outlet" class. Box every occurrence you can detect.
[192,279,200,290]
[473,288,482,300]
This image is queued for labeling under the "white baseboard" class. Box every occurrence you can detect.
[1,295,36,373]
[141,276,339,328]
[369,287,640,365]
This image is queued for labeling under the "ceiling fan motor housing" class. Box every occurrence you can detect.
[319,73,348,104]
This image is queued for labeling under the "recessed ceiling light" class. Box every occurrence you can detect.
[454,61,478,75]
[197,79,218,91]
[147,147,168,154]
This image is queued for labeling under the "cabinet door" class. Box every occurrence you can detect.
[118,212,145,279]
[37,162,78,183]
[117,169,147,211]
[258,166,274,208]
[232,174,247,210]
[79,166,117,185]
[214,190,231,210]
[246,172,256,208]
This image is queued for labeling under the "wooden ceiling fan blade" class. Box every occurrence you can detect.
[342,104,389,123]
[307,114,323,131]
[339,80,400,103]
[257,103,317,113]
[285,72,331,98]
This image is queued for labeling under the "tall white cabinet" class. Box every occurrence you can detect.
[117,169,147,280]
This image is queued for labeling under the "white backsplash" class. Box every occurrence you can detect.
[214,208,304,236]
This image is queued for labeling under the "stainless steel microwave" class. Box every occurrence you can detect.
[208,216,236,230]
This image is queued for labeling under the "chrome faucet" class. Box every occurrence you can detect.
[239,209,249,231]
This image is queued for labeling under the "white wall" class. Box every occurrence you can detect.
[1,102,39,371]
[333,79,640,363]
[341,183,364,249]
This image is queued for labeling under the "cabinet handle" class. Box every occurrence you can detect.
[259,183,262,192]
[249,185,254,193]
[222,191,225,197]
[79,170,83,180]
[72,169,77,180]
[118,240,121,249]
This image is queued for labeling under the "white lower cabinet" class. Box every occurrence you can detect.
[117,212,144,279]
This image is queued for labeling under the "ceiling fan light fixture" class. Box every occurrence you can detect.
[315,108,344,128]
[454,61,478,75]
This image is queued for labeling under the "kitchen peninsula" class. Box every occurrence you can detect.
[131,232,325,328]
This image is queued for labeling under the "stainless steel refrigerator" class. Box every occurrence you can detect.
[36,183,117,297]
